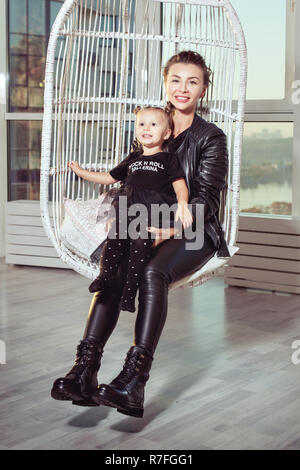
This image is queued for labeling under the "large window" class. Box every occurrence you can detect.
[8,0,62,112]
[7,0,63,201]
[7,0,295,211]
[231,0,294,216]
[7,0,137,201]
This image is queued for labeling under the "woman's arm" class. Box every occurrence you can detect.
[190,128,228,222]
[68,161,118,185]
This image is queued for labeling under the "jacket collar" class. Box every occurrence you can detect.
[189,112,208,133]
[168,113,208,151]
[178,113,208,145]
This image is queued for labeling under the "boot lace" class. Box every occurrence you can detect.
[113,351,145,386]
[70,339,101,374]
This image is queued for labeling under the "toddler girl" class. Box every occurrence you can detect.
[68,106,193,312]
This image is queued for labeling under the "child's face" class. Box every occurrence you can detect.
[135,109,171,150]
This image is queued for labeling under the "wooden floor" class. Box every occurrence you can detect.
[1,257,300,450]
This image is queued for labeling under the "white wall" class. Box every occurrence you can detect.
[0,0,7,258]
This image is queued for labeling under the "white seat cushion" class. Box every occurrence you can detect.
[60,196,109,260]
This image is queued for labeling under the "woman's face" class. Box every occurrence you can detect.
[165,62,207,113]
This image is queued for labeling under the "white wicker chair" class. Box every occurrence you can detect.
[40,0,247,291]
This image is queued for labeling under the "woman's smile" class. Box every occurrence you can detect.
[174,95,190,103]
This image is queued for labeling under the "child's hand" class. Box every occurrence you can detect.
[175,202,193,229]
[68,160,82,176]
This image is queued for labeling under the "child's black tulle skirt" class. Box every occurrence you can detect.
[96,183,178,229]
[90,184,179,264]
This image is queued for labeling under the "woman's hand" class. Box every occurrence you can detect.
[146,226,180,248]
[67,160,83,176]
[175,202,194,229]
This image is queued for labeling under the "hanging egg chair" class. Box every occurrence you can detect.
[40,0,247,290]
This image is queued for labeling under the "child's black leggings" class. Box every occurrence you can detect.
[88,214,154,313]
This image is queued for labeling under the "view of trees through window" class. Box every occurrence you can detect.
[239,123,293,216]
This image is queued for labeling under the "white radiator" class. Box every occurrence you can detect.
[5,200,68,269]
[225,214,300,295]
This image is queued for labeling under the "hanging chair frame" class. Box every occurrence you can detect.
[40,0,247,290]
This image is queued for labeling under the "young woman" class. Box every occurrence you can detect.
[51,50,230,418]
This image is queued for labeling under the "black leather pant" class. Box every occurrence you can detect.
[83,231,216,357]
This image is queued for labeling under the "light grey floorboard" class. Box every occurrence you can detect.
[1,257,300,450]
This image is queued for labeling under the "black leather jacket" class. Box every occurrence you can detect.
[167,113,230,257]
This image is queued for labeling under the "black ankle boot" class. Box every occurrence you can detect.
[92,345,153,418]
[51,338,103,406]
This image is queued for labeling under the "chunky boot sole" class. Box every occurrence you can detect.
[117,406,143,418]
[51,382,82,402]
[93,388,144,418]
[51,380,99,406]
[72,397,99,407]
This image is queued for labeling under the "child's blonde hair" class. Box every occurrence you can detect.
[133,105,174,134]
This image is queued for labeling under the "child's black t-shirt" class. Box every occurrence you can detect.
[109,151,185,197]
